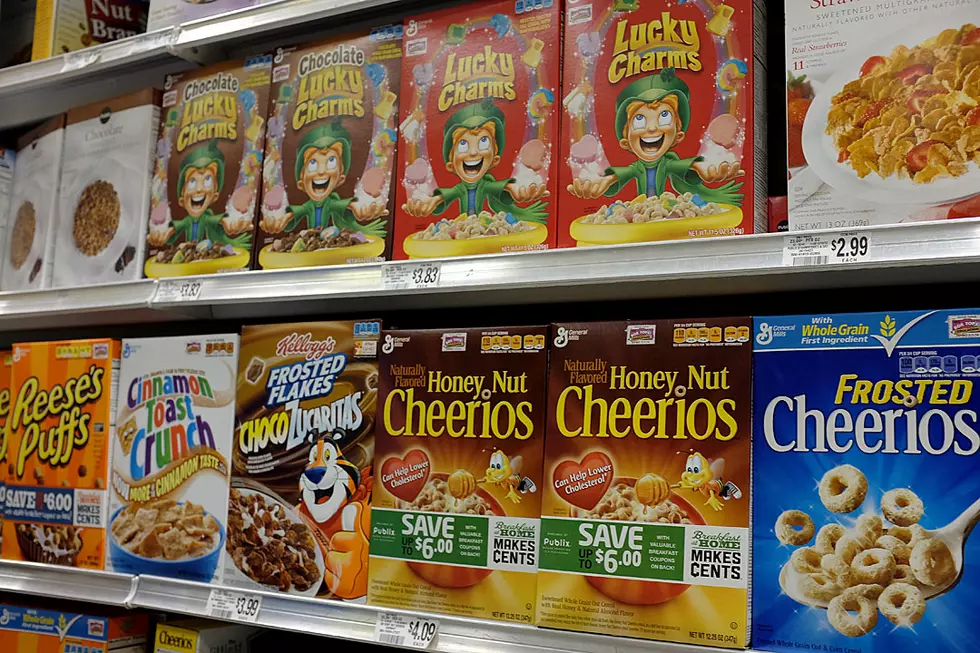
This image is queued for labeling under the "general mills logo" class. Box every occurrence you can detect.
[274,47,285,63]
[756,322,773,345]
[0,609,12,625]
[382,334,395,354]
[553,326,569,348]
[163,74,173,90]
[405,19,419,37]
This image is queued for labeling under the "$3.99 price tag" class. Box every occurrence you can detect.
[382,262,441,290]
[205,588,262,623]
[375,612,439,649]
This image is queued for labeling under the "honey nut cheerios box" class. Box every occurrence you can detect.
[1,339,120,570]
[559,0,766,248]
[0,603,148,653]
[107,335,239,583]
[257,27,403,269]
[225,321,381,601]
[393,0,561,259]
[145,56,272,279]
[538,320,751,647]
[0,351,12,546]
[786,3,980,229]
[753,309,980,653]
[368,326,548,623]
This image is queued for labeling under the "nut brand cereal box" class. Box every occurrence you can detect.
[538,320,751,647]
[753,309,980,653]
[560,0,766,247]
[368,327,548,623]
[785,4,980,230]
[393,0,561,259]
[257,28,403,269]
[107,335,239,583]
[0,351,12,545]
[0,604,148,653]
[1,339,120,570]
[226,321,381,600]
[145,56,272,278]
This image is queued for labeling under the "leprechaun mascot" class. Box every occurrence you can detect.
[265,120,387,236]
[167,141,252,247]
[567,68,744,203]
[402,99,550,220]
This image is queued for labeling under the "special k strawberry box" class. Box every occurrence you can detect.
[2,339,120,570]
[559,0,766,247]
[393,0,561,259]
[538,320,752,647]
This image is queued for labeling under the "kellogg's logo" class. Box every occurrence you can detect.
[277,332,337,360]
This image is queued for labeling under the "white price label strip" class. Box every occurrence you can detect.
[382,262,442,290]
[375,612,439,649]
[154,279,203,302]
[783,231,871,266]
[205,588,262,623]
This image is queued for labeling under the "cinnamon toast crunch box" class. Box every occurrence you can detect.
[537,320,751,647]
[1,339,120,570]
[559,0,766,247]
[368,326,548,623]
[393,0,561,259]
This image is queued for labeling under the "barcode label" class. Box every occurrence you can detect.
[378,633,405,645]
[210,609,233,620]
[791,255,829,266]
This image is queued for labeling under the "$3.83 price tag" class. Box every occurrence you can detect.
[783,231,871,266]
[205,588,262,623]
[381,262,441,290]
[154,279,204,303]
[375,612,439,649]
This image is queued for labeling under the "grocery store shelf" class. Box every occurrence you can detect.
[4,220,980,331]
[0,560,137,607]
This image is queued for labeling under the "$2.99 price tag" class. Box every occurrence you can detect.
[375,612,439,649]
[382,262,442,290]
[783,231,871,266]
[205,588,262,624]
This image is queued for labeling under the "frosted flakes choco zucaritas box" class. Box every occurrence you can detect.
[559,0,765,247]
[1,339,120,570]
[257,28,402,269]
[368,327,548,623]
[538,320,751,647]
[394,0,561,259]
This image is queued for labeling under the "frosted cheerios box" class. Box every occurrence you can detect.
[786,3,980,229]
[753,309,980,653]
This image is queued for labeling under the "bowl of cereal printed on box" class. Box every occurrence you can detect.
[569,192,743,246]
[109,500,225,583]
[258,226,386,268]
[401,212,548,258]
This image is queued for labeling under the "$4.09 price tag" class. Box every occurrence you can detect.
[154,279,204,303]
[375,612,439,649]
[381,262,441,290]
[783,231,871,266]
[205,588,262,624]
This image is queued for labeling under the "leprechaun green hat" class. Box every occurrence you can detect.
[442,99,506,163]
[177,141,225,199]
[295,119,352,181]
[614,68,691,139]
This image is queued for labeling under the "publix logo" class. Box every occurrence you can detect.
[691,530,740,550]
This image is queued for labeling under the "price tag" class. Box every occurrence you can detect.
[382,262,441,290]
[154,279,203,303]
[205,589,262,623]
[783,231,871,266]
[375,612,439,649]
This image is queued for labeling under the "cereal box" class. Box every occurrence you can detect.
[786,6,980,230]
[225,321,381,600]
[753,309,980,652]
[1,339,120,570]
[31,0,147,61]
[0,603,148,653]
[558,0,766,247]
[0,148,16,251]
[1,116,65,292]
[53,90,160,287]
[0,351,12,546]
[368,326,548,623]
[393,0,561,259]
[538,319,751,647]
[257,28,403,269]
[145,56,272,278]
[107,335,239,583]
[153,619,256,653]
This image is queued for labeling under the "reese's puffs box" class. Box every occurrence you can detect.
[537,320,751,647]
[1,339,120,570]
[559,0,766,247]
[368,327,548,623]
[393,0,561,259]
[0,351,12,545]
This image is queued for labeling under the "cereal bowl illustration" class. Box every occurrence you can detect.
[109,501,225,583]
